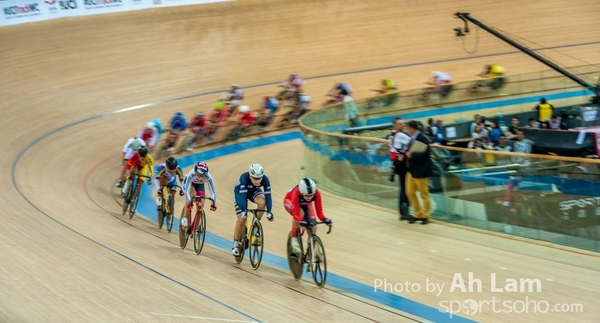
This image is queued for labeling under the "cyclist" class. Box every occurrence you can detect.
[373,78,398,94]
[185,111,207,151]
[121,146,154,197]
[473,64,506,91]
[181,162,217,231]
[283,178,332,253]
[219,84,244,112]
[232,163,274,256]
[154,157,185,210]
[137,122,159,152]
[116,136,146,187]
[420,71,453,100]
[164,111,189,153]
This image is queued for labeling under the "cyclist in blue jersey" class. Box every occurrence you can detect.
[164,111,189,153]
[231,163,274,256]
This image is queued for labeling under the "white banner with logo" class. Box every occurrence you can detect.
[0,0,233,26]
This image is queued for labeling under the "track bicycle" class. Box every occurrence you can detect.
[157,184,182,233]
[121,174,152,219]
[286,222,332,287]
[179,195,215,255]
[233,209,267,270]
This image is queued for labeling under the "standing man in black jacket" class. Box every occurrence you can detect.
[404,120,433,224]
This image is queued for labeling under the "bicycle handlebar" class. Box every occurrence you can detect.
[193,195,215,204]
[304,221,332,234]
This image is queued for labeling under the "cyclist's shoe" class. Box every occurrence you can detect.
[181,217,189,228]
[156,196,162,206]
[232,248,240,256]
[291,238,302,254]
[116,180,123,188]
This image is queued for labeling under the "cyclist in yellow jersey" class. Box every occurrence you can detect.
[479,64,506,90]
[121,146,154,196]
[373,78,398,94]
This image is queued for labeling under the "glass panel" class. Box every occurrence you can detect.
[300,65,600,252]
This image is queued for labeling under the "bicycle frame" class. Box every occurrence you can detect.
[300,222,331,267]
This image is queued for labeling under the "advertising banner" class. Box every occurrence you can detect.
[0,0,234,26]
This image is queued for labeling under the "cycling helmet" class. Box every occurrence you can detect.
[196,111,205,117]
[299,177,317,195]
[239,105,250,114]
[248,163,264,179]
[176,111,183,117]
[165,157,178,170]
[214,102,224,110]
[146,122,155,129]
[130,139,142,151]
[195,162,209,176]
[138,146,148,157]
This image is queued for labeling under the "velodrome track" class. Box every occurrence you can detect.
[3,0,600,322]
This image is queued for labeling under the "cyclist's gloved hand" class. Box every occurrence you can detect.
[299,220,310,227]
[179,190,184,197]
[266,212,274,222]
[147,180,152,185]
[323,218,332,225]
[210,204,217,211]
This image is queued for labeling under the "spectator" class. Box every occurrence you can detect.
[343,94,359,128]
[404,120,433,225]
[511,130,533,165]
[470,114,483,134]
[472,123,489,142]
[507,117,520,137]
[495,135,513,165]
[488,120,503,146]
[424,118,435,143]
[547,114,565,130]
[525,117,539,129]
[389,117,412,221]
[534,98,554,127]
[431,119,445,144]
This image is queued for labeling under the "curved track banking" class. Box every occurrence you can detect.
[4,1,600,322]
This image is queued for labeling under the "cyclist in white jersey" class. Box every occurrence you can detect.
[180,162,217,229]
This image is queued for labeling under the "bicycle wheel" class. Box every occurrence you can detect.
[157,193,165,230]
[178,208,189,249]
[249,220,264,270]
[286,232,303,280]
[193,209,206,255]
[310,236,327,287]
[234,226,246,264]
[166,192,174,233]
[128,182,140,219]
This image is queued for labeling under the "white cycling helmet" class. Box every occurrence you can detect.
[146,121,155,129]
[239,105,250,114]
[299,177,317,195]
[248,163,264,179]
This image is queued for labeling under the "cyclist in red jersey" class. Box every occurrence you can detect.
[283,178,332,253]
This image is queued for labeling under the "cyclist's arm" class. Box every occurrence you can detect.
[292,193,303,222]
[313,190,326,221]
[233,179,248,215]
[262,176,273,213]
[153,166,165,191]
[176,168,184,184]
[183,174,194,203]
[147,156,155,179]
[205,172,217,204]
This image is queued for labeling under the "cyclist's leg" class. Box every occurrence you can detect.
[156,176,169,209]
[249,189,266,219]
[232,194,249,255]
[122,164,138,195]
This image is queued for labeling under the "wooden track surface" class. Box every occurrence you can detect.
[2,0,600,322]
